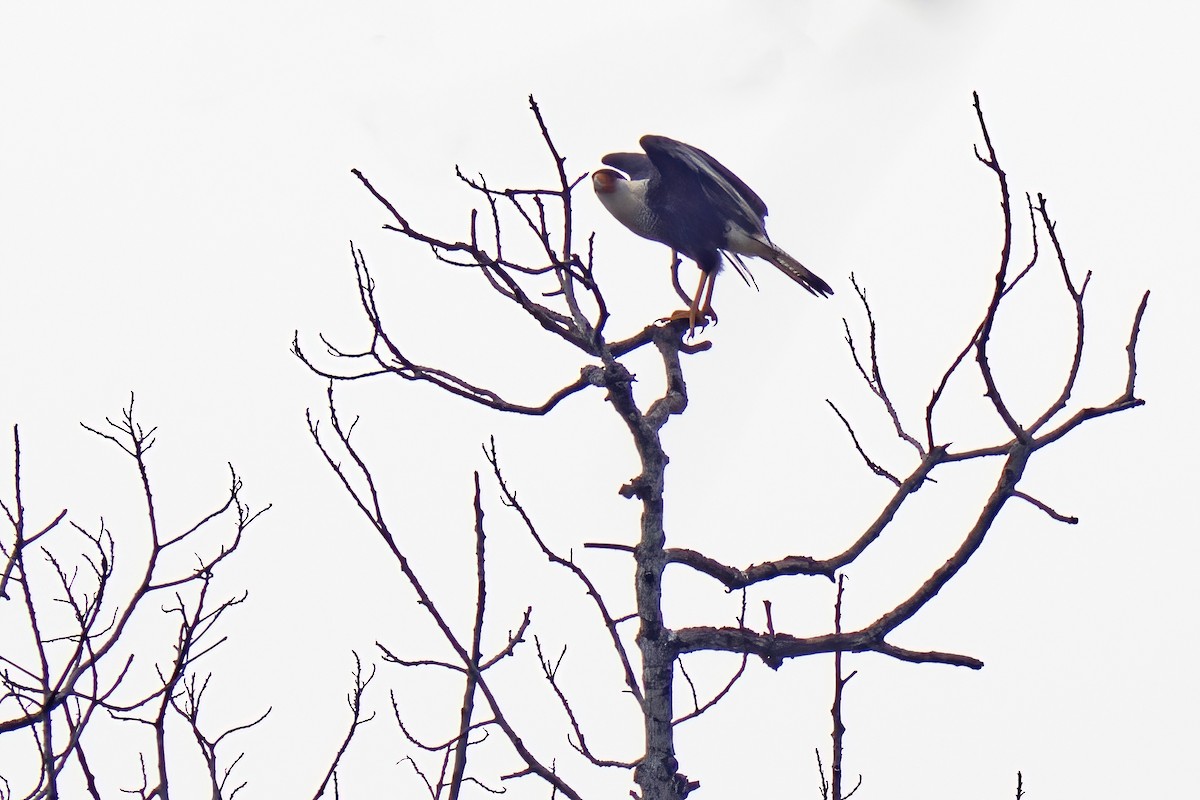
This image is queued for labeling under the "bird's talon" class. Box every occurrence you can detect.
[655,307,718,339]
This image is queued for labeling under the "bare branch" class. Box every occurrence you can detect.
[828,575,863,800]
[312,653,376,799]
[446,473,488,800]
[842,275,924,456]
[672,593,750,727]
[1013,491,1078,524]
[485,441,643,706]
[673,624,983,671]
[535,637,635,769]
[292,248,603,416]
[971,92,1029,443]
[826,399,901,486]
[309,388,584,800]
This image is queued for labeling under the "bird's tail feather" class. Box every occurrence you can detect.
[724,253,760,291]
[725,231,835,297]
[766,246,834,297]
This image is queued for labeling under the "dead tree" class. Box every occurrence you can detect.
[0,398,269,800]
[296,94,1147,799]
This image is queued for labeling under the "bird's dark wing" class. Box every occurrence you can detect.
[601,152,658,181]
[639,135,769,230]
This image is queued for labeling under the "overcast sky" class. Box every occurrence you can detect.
[1,2,1196,797]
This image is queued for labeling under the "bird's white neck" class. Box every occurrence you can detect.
[597,178,659,241]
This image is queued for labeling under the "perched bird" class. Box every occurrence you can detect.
[593,135,833,334]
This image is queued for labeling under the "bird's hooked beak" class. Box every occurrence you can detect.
[592,168,623,194]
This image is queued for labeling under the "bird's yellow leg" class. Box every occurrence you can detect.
[669,251,691,305]
[660,270,717,337]
[684,271,719,337]
[698,271,718,324]
[688,271,708,336]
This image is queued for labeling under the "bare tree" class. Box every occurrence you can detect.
[0,398,269,800]
[292,92,1147,800]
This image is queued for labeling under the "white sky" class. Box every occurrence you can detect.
[1,1,1196,797]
